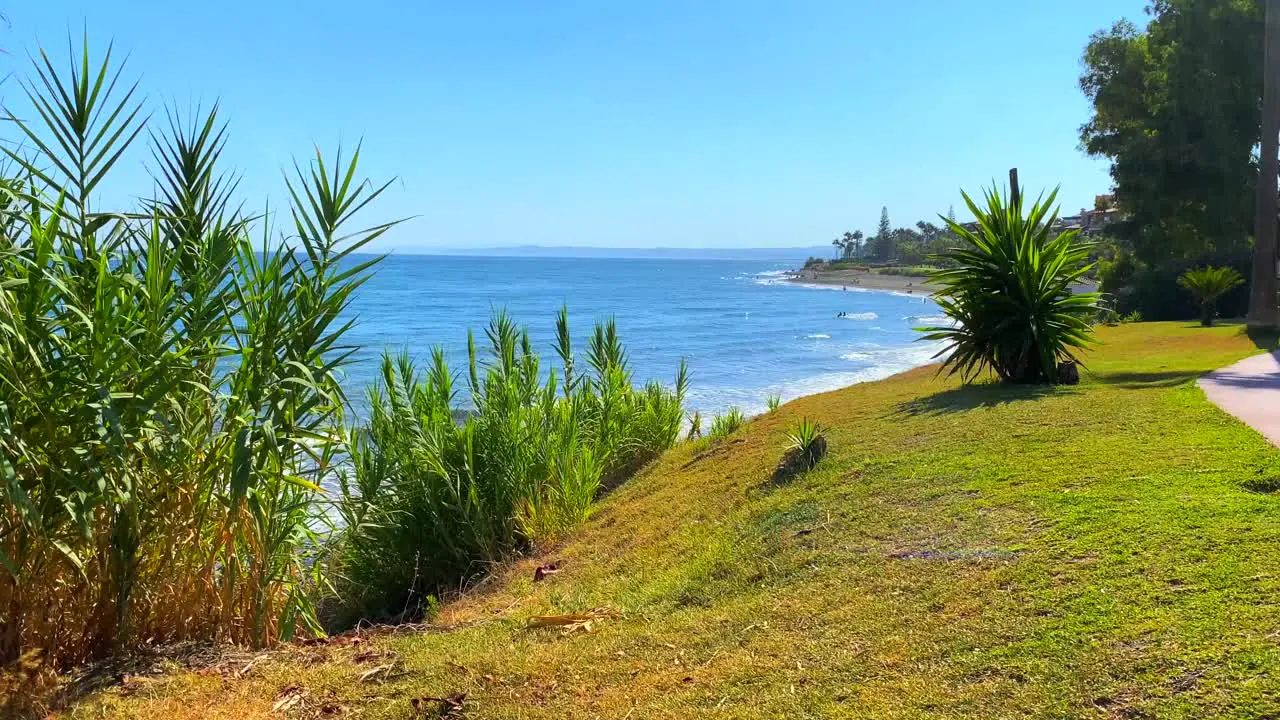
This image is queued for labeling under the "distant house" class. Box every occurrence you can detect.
[958,194,1123,236]
[1054,195,1121,236]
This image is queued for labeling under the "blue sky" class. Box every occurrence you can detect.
[6,1,1147,251]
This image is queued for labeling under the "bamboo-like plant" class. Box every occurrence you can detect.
[335,309,687,623]
[0,36,393,669]
[920,184,1100,384]
[1178,266,1245,326]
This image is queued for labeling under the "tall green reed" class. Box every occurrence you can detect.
[0,36,393,669]
[334,308,687,623]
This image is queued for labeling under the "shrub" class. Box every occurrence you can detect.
[1100,249,1251,321]
[1178,266,1246,326]
[709,407,746,439]
[921,185,1100,384]
[0,39,389,668]
[772,418,827,482]
[333,309,688,622]
[767,394,782,413]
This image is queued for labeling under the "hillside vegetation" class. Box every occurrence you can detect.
[60,323,1280,719]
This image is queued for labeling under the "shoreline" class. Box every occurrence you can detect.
[782,268,939,296]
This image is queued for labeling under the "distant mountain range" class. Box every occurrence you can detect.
[410,245,833,262]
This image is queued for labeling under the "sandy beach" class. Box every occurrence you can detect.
[785,267,939,295]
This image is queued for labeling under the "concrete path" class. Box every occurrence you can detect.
[1199,351,1280,447]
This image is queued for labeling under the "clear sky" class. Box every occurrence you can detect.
[6,1,1148,252]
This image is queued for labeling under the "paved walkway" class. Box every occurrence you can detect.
[1199,350,1280,447]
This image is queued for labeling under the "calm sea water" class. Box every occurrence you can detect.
[340,255,944,418]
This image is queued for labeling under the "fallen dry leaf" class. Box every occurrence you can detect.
[238,654,270,679]
[526,607,621,634]
[411,691,467,717]
[359,661,408,684]
[272,684,307,714]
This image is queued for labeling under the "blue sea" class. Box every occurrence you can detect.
[341,255,945,418]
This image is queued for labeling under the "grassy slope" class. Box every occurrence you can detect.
[68,323,1280,719]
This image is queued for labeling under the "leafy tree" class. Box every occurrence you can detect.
[1079,1,1263,265]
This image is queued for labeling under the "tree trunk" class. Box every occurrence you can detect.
[1203,302,1215,327]
[1249,0,1280,329]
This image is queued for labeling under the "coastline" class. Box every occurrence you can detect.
[783,268,939,296]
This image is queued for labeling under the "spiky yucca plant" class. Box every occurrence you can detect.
[1178,266,1245,326]
[784,418,825,457]
[920,184,1100,384]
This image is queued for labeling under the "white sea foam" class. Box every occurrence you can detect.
[902,315,950,324]
[687,341,949,417]
[839,312,878,320]
[806,333,831,339]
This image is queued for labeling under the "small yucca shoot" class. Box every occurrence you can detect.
[687,411,702,441]
[710,407,746,439]
[766,394,781,413]
[785,418,824,456]
[774,417,828,483]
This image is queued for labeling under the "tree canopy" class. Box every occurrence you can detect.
[1079,0,1263,265]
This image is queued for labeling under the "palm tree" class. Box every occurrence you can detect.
[1179,267,1245,326]
[842,230,863,259]
[831,236,845,259]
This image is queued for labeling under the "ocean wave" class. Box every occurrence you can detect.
[842,342,946,367]
[903,315,950,324]
[838,312,878,320]
[686,340,948,417]
[806,333,831,339]
[755,269,790,278]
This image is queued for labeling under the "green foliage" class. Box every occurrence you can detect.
[872,206,894,261]
[1080,1,1262,264]
[922,184,1100,384]
[0,37,391,667]
[784,418,824,456]
[1100,248,1252,321]
[62,324,1280,719]
[1178,266,1246,326]
[709,407,746,439]
[872,265,947,277]
[687,410,703,440]
[766,394,782,413]
[334,309,688,622]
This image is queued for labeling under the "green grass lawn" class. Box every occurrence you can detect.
[58,322,1280,719]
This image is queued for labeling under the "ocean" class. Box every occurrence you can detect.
[341,254,945,418]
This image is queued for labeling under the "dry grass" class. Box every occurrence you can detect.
[48,322,1280,719]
